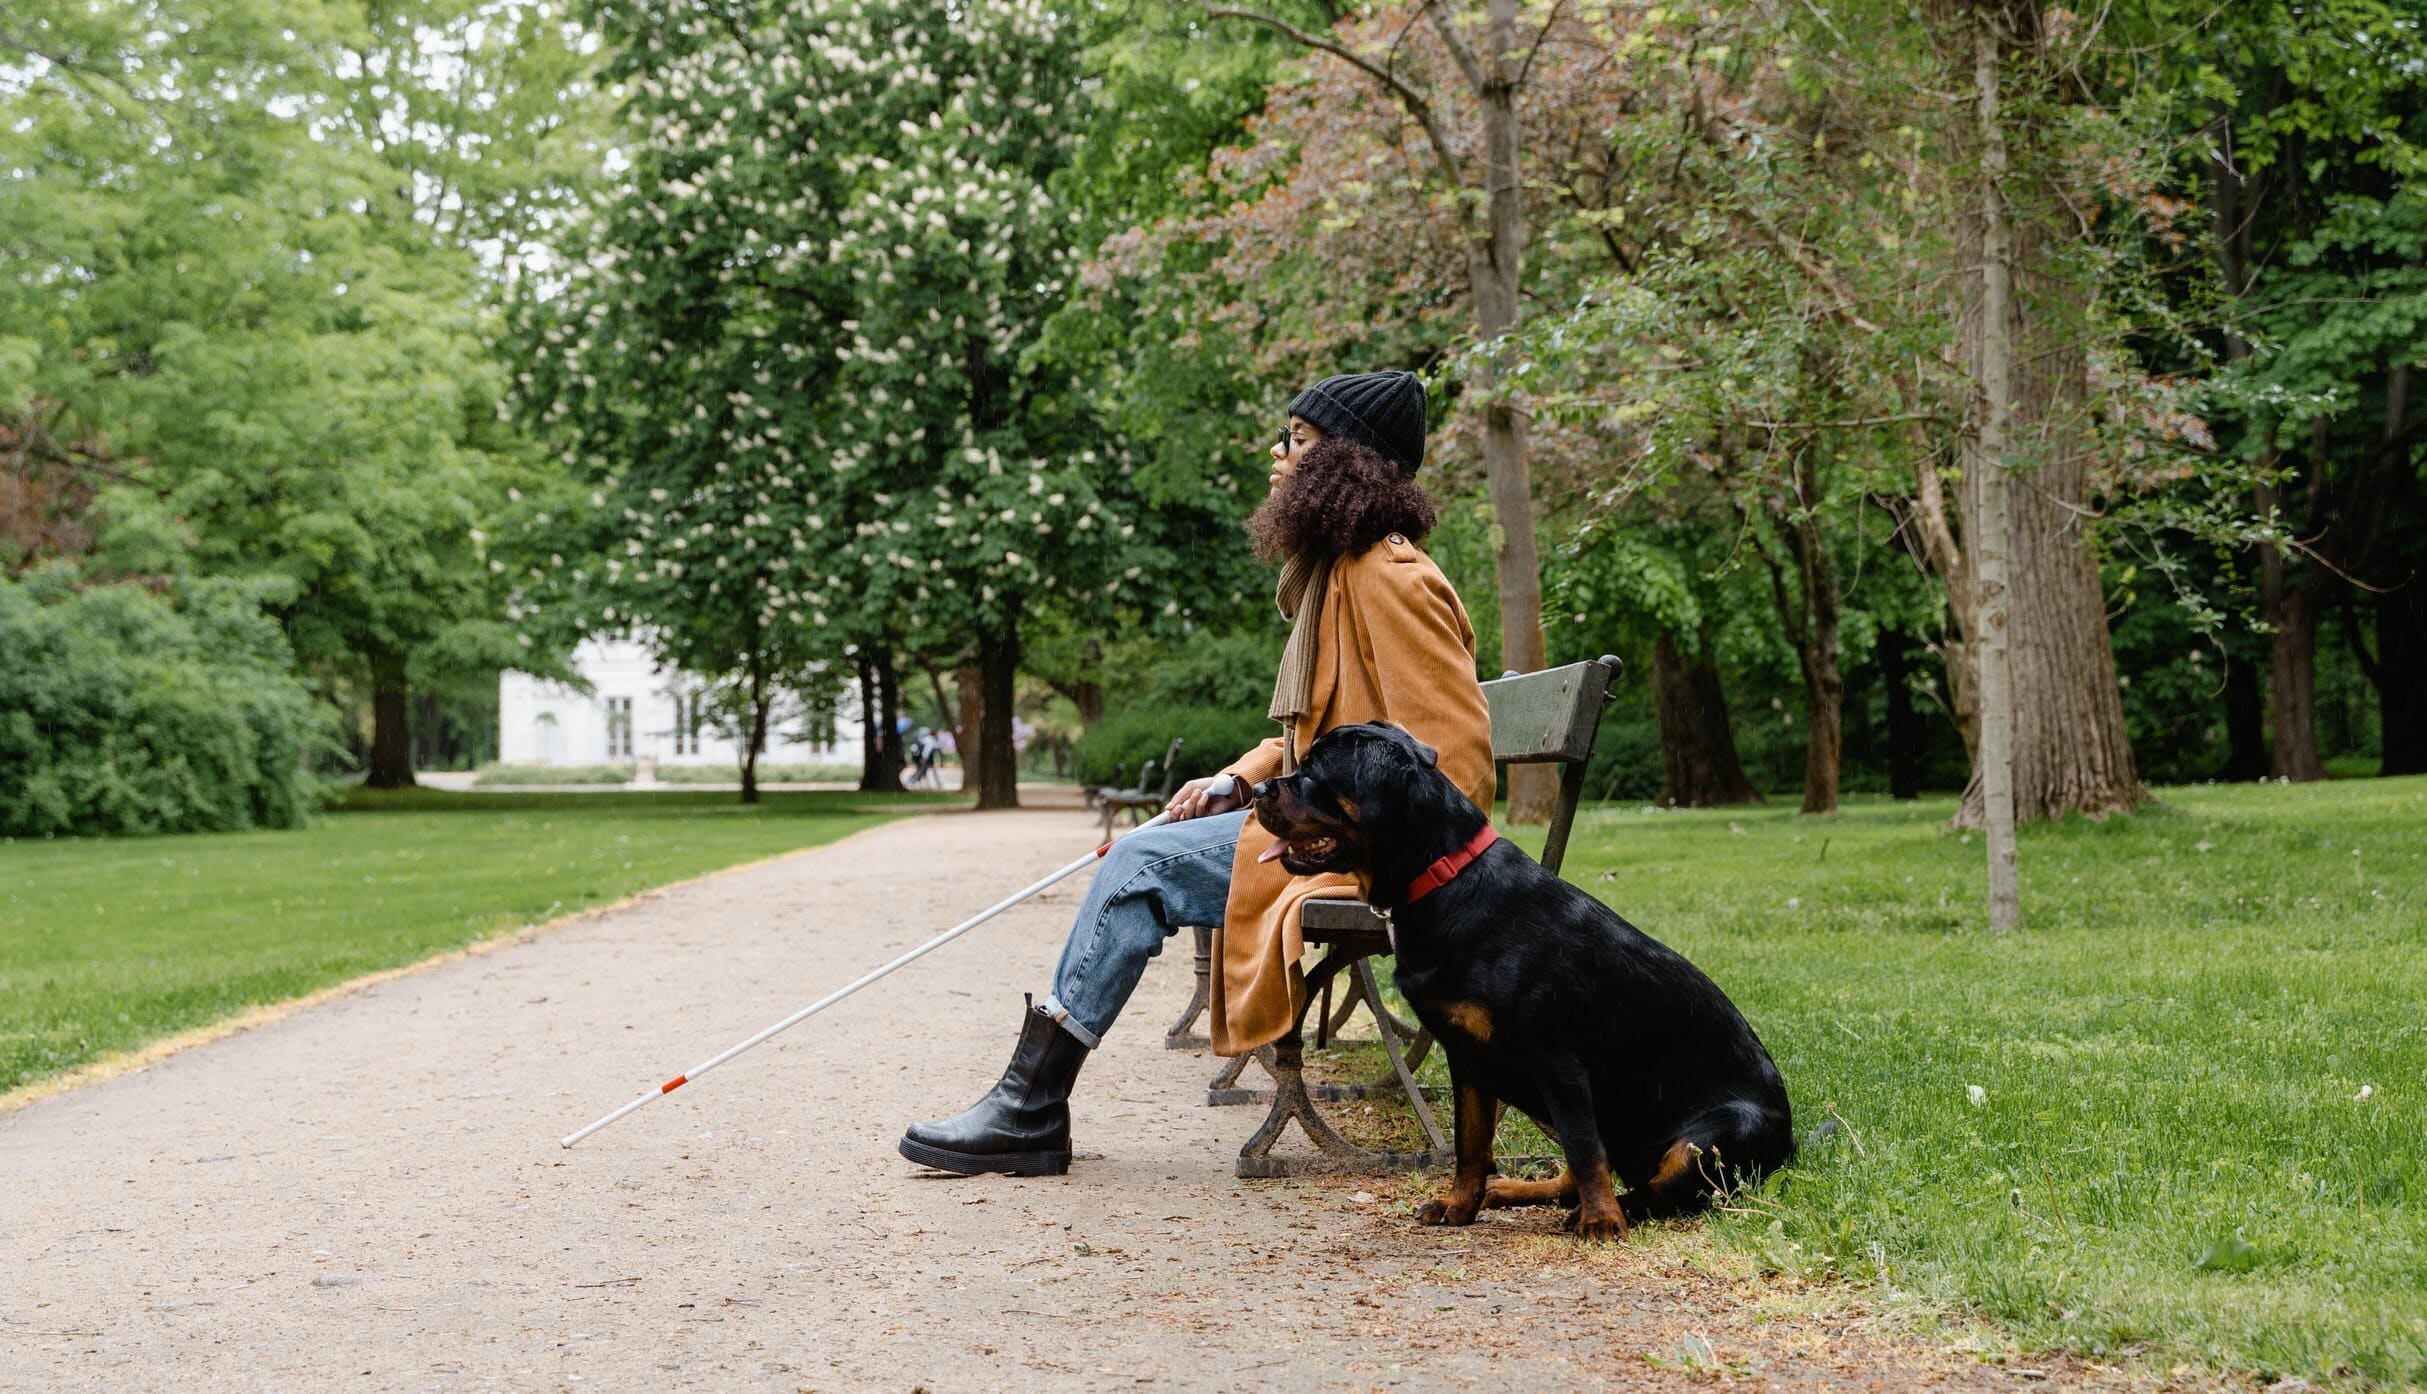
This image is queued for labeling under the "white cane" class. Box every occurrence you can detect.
[559,798,1206,1149]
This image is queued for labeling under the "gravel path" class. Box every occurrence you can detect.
[0,796,2180,1393]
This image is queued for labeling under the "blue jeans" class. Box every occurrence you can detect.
[1038,809,1246,1047]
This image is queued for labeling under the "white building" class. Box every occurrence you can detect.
[498,632,863,772]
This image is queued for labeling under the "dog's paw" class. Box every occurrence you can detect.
[1563,1208,1629,1243]
[1416,1196,1478,1227]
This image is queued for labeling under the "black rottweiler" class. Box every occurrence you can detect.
[1251,722,1794,1239]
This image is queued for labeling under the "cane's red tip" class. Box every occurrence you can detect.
[660,1074,688,1093]
[1094,841,1113,857]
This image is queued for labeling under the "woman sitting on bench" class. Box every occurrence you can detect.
[900,369,1497,1177]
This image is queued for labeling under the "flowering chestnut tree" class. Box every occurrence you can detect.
[518,0,1147,806]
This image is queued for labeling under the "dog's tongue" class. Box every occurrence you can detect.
[1256,839,1293,864]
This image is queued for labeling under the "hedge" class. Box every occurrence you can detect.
[0,571,321,837]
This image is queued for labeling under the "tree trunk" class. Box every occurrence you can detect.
[365,647,417,790]
[1970,9,2020,932]
[856,654,882,792]
[973,626,1021,810]
[1461,0,1553,825]
[2220,648,2269,781]
[1760,465,1844,816]
[1650,632,1762,807]
[2374,581,2427,775]
[739,661,770,805]
[1951,8,2144,832]
[857,646,905,793]
[926,665,971,760]
[1879,630,1922,799]
[1223,0,1551,820]
[956,665,983,778]
[2264,570,2325,781]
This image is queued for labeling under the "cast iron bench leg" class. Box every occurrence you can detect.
[1228,947,1444,1177]
[1164,923,1211,1050]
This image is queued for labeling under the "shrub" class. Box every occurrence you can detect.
[470,763,635,786]
[651,761,862,784]
[0,570,322,837]
[1073,703,1279,791]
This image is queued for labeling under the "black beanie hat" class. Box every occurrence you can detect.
[1287,369,1428,476]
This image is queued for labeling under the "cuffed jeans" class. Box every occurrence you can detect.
[1037,809,1246,1047]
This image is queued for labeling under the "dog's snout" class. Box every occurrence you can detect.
[1249,779,1272,803]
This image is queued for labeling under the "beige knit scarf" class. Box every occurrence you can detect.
[1268,553,1332,772]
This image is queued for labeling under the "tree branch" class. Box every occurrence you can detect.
[1204,4,1466,190]
[1417,0,1490,95]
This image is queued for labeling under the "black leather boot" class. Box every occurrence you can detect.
[899,1000,1090,1176]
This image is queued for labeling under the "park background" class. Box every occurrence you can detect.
[2,0,2423,1386]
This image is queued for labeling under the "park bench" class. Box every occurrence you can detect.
[1164,655,1622,1177]
[1098,736,1184,840]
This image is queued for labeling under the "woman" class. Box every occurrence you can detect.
[899,368,1496,1177]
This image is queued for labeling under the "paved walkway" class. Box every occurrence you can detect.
[0,800,2171,1392]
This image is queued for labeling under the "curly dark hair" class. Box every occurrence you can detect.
[1246,435,1439,564]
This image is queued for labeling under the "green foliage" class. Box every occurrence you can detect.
[1072,704,1279,790]
[0,571,322,837]
[470,763,634,787]
[650,762,862,785]
[518,0,1159,702]
[1132,630,1286,714]
[0,0,590,776]
[0,788,937,1092]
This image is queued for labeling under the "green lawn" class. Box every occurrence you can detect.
[1516,778,2427,1386]
[0,787,950,1096]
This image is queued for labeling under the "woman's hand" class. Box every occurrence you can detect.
[1166,774,1245,822]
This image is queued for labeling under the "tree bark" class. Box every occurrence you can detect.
[2263,567,2325,781]
[1970,9,2021,932]
[856,654,881,791]
[874,644,905,793]
[956,664,983,775]
[1459,0,1555,824]
[1879,630,1923,799]
[973,626,1021,810]
[739,658,771,805]
[1650,632,1762,807]
[2220,648,2269,781]
[2373,581,2427,775]
[365,647,417,790]
[1950,5,2144,832]
[857,646,905,794]
[1754,457,1844,815]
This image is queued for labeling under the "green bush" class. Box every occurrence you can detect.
[652,761,862,784]
[1073,704,1278,791]
[0,570,322,837]
[1133,630,1284,714]
[470,763,635,786]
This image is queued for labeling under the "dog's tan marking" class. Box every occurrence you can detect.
[1336,795,1359,820]
[1439,1001,1493,1042]
[1648,1139,1703,1191]
[1481,1169,1576,1210]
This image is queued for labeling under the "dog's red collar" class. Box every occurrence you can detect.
[1402,824,1499,905]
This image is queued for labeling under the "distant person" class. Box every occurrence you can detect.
[907,727,941,788]
[901,370,1495,1176]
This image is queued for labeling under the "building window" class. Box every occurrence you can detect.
[671,692,702,756]
[606,696,634,760]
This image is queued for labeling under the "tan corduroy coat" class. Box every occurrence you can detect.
[1210,534,1494,1057]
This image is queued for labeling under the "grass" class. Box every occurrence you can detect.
[0,786,953,1096]
[1328,777,2426,1386]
